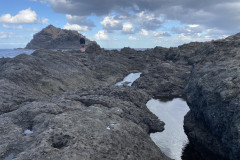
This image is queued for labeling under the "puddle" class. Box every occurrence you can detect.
[24,129,33,134]
[146,98,189,160]
[115,73,141,86]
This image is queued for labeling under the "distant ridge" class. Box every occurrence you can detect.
[25,25,94,49]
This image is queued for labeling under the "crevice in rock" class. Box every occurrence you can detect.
[51,133,71,149]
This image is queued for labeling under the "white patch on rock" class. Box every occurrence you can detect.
[24,129,33,134]
[115,73,142,86]
[106,122,118,130]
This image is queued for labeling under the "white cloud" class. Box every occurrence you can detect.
[0,8,38,24]
[33,27,39,32]
[171,25,228,43]
[63,23,89,31]
[188,24,199,28]
[101,16,122,30]
[177,33,212,42]
[172,25,207,38]
[2,24,23,29]
[0,32,8,39]
[128,36,138,41]
[135,11,163,30]
[41,18,49,24]
[139,29,149,36]
[205,28,229,39]
[66,14,95,28]
[94,30,109,40]
[38,0,240,35]
[0,32,13,39]
[12,0,240,48]
[152,31,171,37]
[122,22,134,34]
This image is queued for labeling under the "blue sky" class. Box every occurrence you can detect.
[0,0,239,49]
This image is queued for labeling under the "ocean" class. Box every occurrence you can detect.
[0,49,35,58]
[0,48,149,58]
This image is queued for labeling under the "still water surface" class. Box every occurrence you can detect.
[146,98,190,160]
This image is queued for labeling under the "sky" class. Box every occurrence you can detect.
[0,0,240,49]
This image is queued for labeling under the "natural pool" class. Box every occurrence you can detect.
[146,98,190,160]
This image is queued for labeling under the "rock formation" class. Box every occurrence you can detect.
[132,43,202,98]
[0,44,172,160]
[1,28,240,159]
[1,85,170,160]
[25,25,94,49]
[184,33,240,160]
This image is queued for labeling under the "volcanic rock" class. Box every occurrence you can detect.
[0,86,170,160]
[184,33,240,160]
[133,61,191,98]
[1,42,177,159]
[3,28,240,160]
[25,25,94,49]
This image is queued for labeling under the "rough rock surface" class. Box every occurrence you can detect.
[0,86,169,160]
[24,25,199,99]
[133,60,191,98]
[0,47,146,114]
[133,43,202,98]
[25,25,94,49]
[1,43,174,159]
[184,33,240,160]
[165,42,204,64]
[2,28,240,160]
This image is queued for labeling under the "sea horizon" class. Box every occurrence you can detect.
[0,48,150,58]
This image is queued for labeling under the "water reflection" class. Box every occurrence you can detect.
[146,98,189,160]
[115,72,141,86]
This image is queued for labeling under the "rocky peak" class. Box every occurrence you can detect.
[42,25,61,34]
[25,25,94,49]
[45,24,57,30]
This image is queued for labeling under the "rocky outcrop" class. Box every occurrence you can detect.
[133,43,203,99]
[0,86,170,160]
[0,48,140,114]
[184,33,240,160]
[3,29,240,159]
[133,61,191,98]
[0,44,175,159]
[25,25,94,49]
[165,42,204,64]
